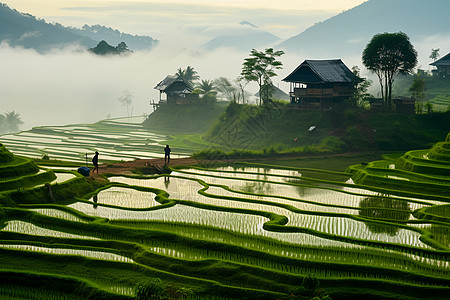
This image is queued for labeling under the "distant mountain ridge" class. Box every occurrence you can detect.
[0,3,158,52]
[205,21,281,51]
[279,0,450,58]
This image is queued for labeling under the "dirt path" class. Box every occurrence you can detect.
[97,157,203,176]
[93,151,376,177]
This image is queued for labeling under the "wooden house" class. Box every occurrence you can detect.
[282,59,357,109]
[154,75,197,104]
[430,53,450,78]
[394,96,415,114]
[369,98,384,112]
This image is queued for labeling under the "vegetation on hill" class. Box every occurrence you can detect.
[200,102,450,156]
[394,72,450,112]
[0,3,158,52]
[88,40,132,55]
[142,102,228,134]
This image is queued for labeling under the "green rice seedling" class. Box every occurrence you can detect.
[90,187,160,209]
[29,208,89,223]
[0,244,134,263]
[2,220,100,240]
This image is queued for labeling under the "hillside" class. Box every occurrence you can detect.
[142,103,228,134]
[279,0,450,58]
[0,3,94,52]
[203,103,450,153]
[0,3,158,52]
[205,21,281,51]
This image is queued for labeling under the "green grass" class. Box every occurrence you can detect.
[2,121,450,299]
[142,102,228,135]
[202,102,450,153]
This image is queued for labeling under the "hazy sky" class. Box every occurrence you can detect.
[4,0,367,39]
[2,0,376,130]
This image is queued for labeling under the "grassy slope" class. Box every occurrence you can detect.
[142,102,227,135]
[203,103,450,152]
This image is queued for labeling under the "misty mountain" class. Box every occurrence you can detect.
[279,0,450,58]
[0,3,95,52]
[205,21,281,52]
[0,3,158,52]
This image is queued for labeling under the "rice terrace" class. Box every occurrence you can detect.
[1,1,450,299]
[0,112,449,300]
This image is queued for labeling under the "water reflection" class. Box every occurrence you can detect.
[359,196,411,235]
[241,181,273,195]
[164,176,170,189]
[93,194,98,209]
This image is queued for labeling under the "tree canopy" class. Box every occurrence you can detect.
[240,48,284,105]
[362,32,417,111]
[176,66,200,87]
[0,111,24,134]
[88,40,132,55]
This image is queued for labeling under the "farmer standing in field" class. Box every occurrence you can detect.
[92,151,99,174]
[164,145,171,164]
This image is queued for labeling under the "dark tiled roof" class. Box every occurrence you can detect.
[154,75,193,93]
[430,53,450,66]
[283,59,356,83]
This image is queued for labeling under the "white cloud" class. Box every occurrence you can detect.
[0,41,249,130]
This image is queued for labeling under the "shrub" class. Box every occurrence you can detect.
[135,278,165,300]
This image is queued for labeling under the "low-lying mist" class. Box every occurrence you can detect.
[0,34,447,131]
[0,42,248,130]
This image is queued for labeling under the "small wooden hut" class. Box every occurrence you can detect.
[282,59,357,109]
[394,97,415,114]
[154,75,197,104]
[430,53,450,78]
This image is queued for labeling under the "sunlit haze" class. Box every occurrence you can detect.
[1,0,446,130]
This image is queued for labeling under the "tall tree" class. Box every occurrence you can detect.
[118,90,134,121]
[176,66,200,86]
[409,76,426,102]
[240,48,284,106]
[429,48,440,62]
[0,114,6,134]
[348,66,372,108]
[214,77,242,103]
[3,111,24,133]
[362,32,417,111]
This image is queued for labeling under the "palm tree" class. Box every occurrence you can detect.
[196,79,215,94]
[196,79,217,104]
[118,91,134,121]
[0,114,6,134]
[4,111,24,133]
[175,66,200,86]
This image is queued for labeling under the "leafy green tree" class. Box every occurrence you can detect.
[430,48,440,61]
[425,102,433,114]
[348,66,372,108]
[3,111,24,133]
[240,48,284,105]
[176,66,200,86]
[409,76,426,102]
[362,32,417,111]
[88,40,131,55]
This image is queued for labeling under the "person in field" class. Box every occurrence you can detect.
[164,145,171,164]
[92,151,99,174]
